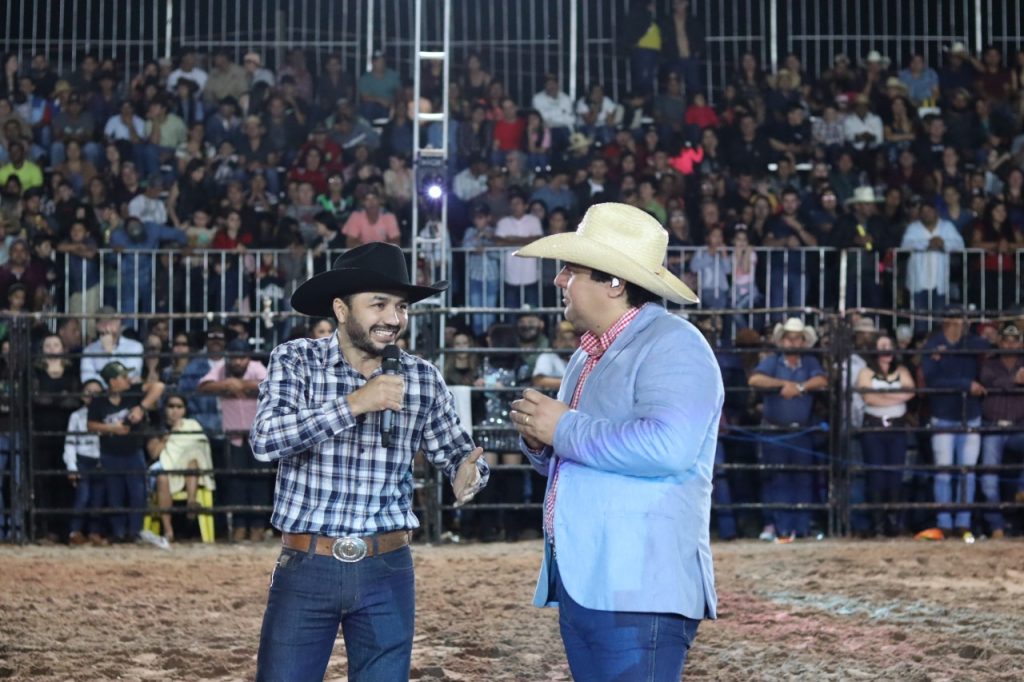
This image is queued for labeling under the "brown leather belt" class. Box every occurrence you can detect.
[282,530,411,562]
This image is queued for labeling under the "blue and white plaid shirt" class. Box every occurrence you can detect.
[251,333,489,536]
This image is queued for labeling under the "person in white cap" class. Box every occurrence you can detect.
[509,202,721,679]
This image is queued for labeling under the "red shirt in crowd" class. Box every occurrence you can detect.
[493,116,525,152]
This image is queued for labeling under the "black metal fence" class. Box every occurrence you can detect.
[2,309,1023,544]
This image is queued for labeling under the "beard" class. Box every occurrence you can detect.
[346,317,402,356]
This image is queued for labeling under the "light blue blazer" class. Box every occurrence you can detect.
[522,305,722,620]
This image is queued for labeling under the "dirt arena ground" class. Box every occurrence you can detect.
[0,538,1022,681]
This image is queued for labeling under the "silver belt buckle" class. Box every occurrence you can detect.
[881,415,891,428]
[997,420,1013,428]
[331,536,368,562]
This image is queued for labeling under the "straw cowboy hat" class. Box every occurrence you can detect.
[885,77,909,92]
[513,202,699,305]
[290,242,447,317]
[863,50,891,68]
[772,317,818,347]
[845,186,883,206]
[852,317,879,335]
[948,42,969,56]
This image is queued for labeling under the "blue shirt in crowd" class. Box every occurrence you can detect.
[754,353,825,426]
[921,331,989,422]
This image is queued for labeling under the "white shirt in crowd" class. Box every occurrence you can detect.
[532,89,575,129]
[453,167,488,202]
[167,67,209,95]
[128,194,169,225]
[842,112,884,150]
[63,406,100,471]
[495,213,544,285]
[103,114,146,142]
[575,95,620,128]
[900,218,964,295]
[532,351,568,381]
[80,335,145,386]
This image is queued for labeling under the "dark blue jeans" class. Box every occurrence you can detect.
[69,455,105,536]
[760,434,815,537]
[257,544,416,682]
[554,559,700,681]
[100,450,147,540]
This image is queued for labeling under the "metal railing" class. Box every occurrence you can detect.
[7,2,1024,107]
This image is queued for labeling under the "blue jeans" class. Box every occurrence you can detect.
[768,264,805,322]
[69,455,105,536]
[554,558,699,681]
[911,289,946,334]
[503,282,539,312]
[630,47,661,95]
[467,276,500,336]
[257,544,416,682]
[760,433,815,537]
[980,428,1017,531]
[225,440,271,531]
[100,450,147,540]
[931,417,981,530]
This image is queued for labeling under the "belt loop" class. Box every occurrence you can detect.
[306,533,319,558]
[372,535,380,556]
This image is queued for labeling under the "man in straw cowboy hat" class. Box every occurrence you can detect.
[748,317,827,543]
[250,242,489,681]
[832,186,887,308]
[508,202,723,679]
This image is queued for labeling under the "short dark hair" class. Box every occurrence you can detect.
[587,267,660,308]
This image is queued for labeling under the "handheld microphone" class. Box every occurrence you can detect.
[380,344,401,447]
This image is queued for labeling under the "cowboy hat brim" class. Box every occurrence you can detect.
[290,268,447,317]
[515,233,699,305]
[772,323,818,347]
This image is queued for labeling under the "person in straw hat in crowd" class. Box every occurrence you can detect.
[861,49,892,99]
[832,186,887,308]
[938,42,977,103]
[249,242,489,681]
[748,317,828,543]
[508,202,722,679]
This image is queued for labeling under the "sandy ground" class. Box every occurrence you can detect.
[0,538,1022,681]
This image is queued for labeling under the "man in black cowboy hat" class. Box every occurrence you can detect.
[250,242,488,681]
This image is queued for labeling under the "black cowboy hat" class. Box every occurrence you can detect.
[290,242,447,317]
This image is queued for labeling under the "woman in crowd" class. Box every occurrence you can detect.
[32,333,82,542]
[856,333,915,536]
[146,393,215,543]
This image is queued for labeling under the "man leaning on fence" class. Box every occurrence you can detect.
[198,338,268,542]
[748,317,828,543]
[250,242,488,681]
[978,323,1024,539]
[920,307,989,541]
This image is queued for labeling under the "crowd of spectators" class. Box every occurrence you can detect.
[1,6,1024,541]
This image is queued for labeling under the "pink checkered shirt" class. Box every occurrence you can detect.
[543,304,647,542]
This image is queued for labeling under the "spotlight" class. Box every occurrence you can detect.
[425,182,444,200]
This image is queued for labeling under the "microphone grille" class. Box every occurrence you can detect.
[382,344,401,361]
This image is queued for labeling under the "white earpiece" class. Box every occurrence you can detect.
[611,277,621,288]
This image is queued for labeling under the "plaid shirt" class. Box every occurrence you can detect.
[251,334,489,536]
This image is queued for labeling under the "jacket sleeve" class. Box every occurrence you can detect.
[553,327,723,477]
